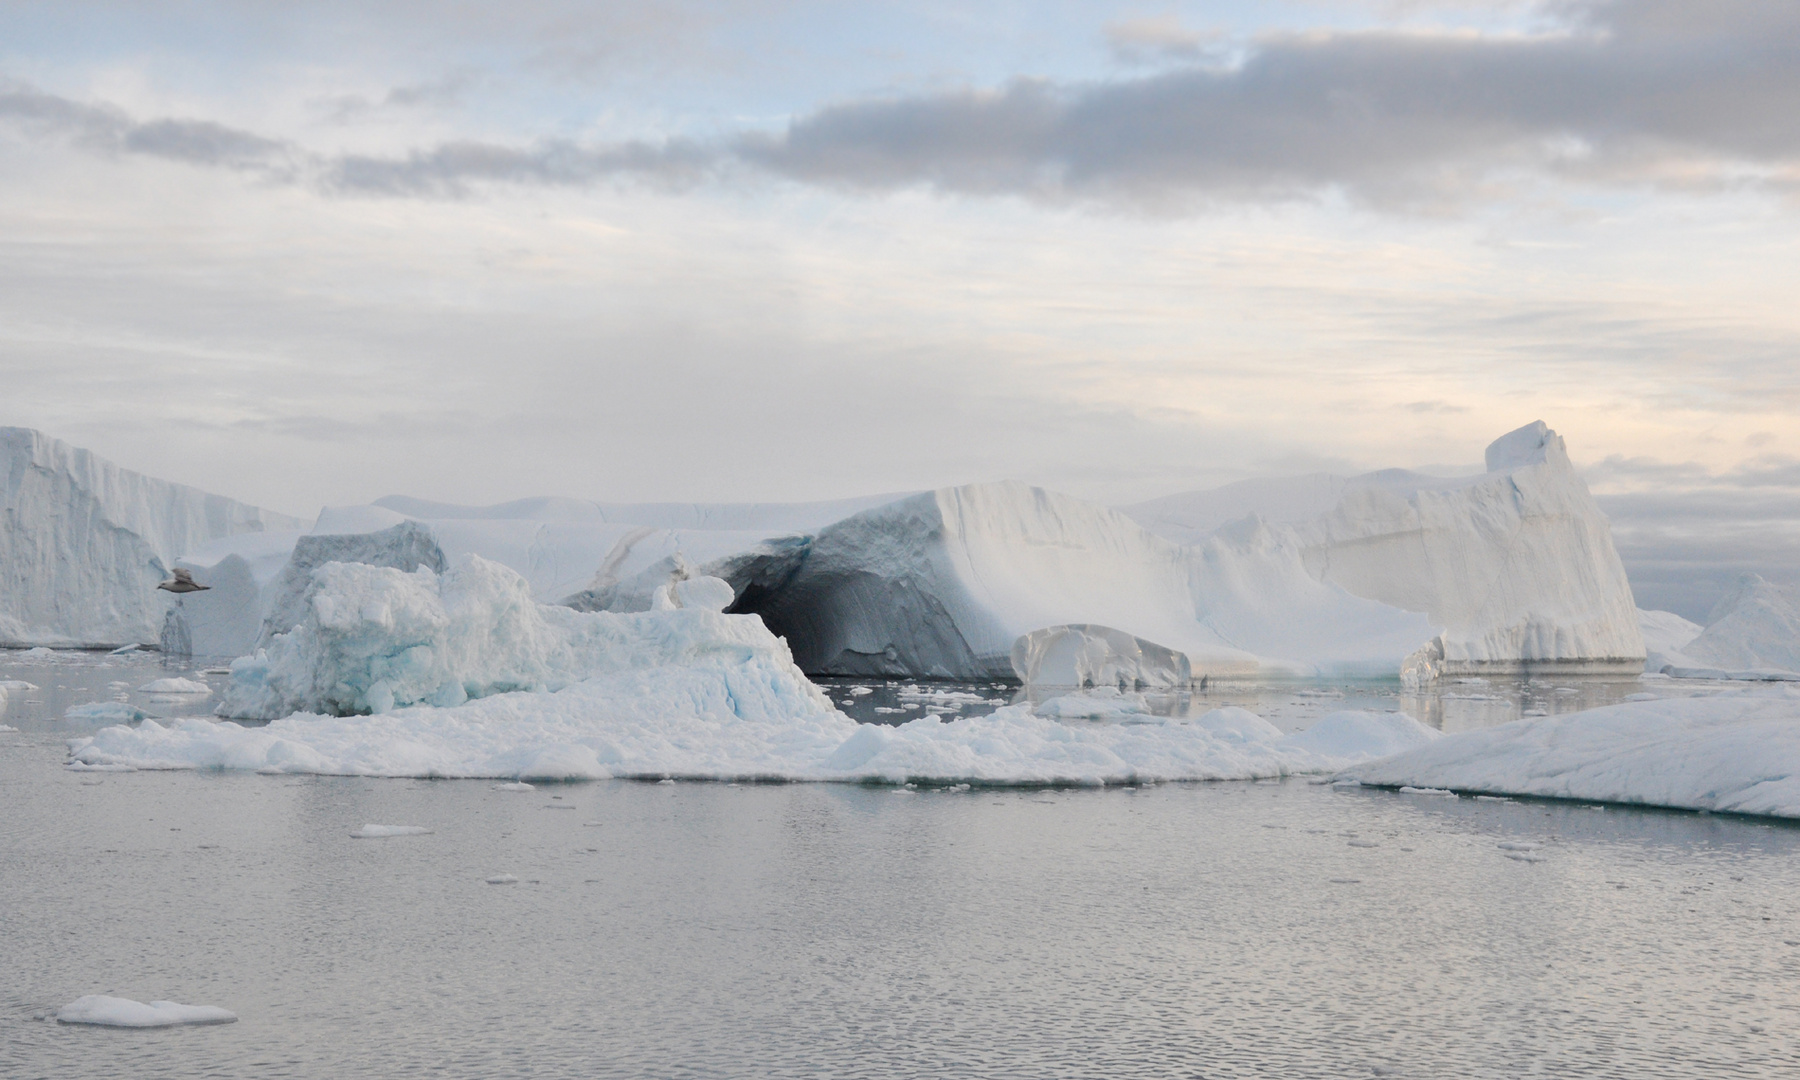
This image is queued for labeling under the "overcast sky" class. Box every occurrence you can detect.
[2,0,1796,617]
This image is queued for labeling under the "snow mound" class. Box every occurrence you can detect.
[1344,685,1800,817]
[0,428,302,648]
[350,824,433,838]
[139,677,211,694]
[55,995,236,1027]
[218,555,794,722]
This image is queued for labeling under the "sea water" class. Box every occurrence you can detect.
[4,652,1798,1078]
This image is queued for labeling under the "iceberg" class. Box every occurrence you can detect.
[1127,421,1646,675]
[1343,685,1800,818]
[69,553,1441,782]
[0,428,303,648]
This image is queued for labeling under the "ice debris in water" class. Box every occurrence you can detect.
[493,781,535,791]
[65,702,149,724]
[55,995,237,1027]
[139,677,211,694]
[1398,786,1458,797]
[1496,842,1540,851]
[485,874,518,885]
[350,824,433,838]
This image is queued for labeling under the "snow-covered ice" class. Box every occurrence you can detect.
[1643,576,1800,680]
[55,995,237,1027]
[1345,685,1800,816]
[350,824,433,838]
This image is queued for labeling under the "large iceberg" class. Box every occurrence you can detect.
[15,422,1649,684]
[1344,685,1800,817]
[1127,421,1646,676]
[0,428,303,648]
[71,552,1440,782]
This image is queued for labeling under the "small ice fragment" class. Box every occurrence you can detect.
[850,687,874,696]
[485,874,519,884]
[657,778,675,785]
[1504,851,1547,863]
[55,995,236,1027]
[109,644,140,655]
[350,824,433,838]
[1348,839,1380,848]
[1522,709,1548,717]
[1624,692,1658,702]
[1496,841,1540,851]
[1398,786,1457,798]
[581,822,604,827]
[1328,878,1362,884]
[493,781,534,791]
[64,702,148,724]
[1331,778,1361,787]
[0,724,17,733]
[1473,795,1513,802]
[873,707,904,714]
[137,677,211,694]
[542,805,577,810]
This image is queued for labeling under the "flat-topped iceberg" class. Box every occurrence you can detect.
[1343,685,1800,817]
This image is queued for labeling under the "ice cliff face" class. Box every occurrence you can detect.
[0,428,303,648]
[729,482,1260,680]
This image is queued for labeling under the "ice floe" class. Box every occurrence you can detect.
[138,677,211,694]
[65,702,149,724]
[55,995,236,1027]
[1346,685,1800,816]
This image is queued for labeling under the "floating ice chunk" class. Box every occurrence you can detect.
[493,781,534,791]
[1624,692,1658,702]
[0,723,18,732]
[1504,851,1547,863]
[65,702,149,724]
[485,874,518,885]
[1347,839,1380,848]
[109,644,141,655]
[1496,841,1540,851]
[55,995,236,1027]
[849,686,874,696]
[1,679,41,691]
[139,677,211,694]
[349,824,433,838]
[1398,786,1458,797]
[1347,686,1800,817]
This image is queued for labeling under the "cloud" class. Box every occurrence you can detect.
[744,0,1800,206]
[0,79,297,178]
[323,137,717,196]
[1104,15,1219,66]
[4,1,1799,208]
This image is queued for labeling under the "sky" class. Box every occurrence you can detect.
[1,0,1797,618]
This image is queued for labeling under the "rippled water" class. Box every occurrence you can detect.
[6,652,1800,1077]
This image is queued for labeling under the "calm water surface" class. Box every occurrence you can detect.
[4,652,1798,1078]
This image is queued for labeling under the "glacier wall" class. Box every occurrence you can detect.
[0,428,304,648]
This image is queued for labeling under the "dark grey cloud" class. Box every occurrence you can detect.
[322,137,716,196]
[744,0,1800,204]
[0,79,297,178]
